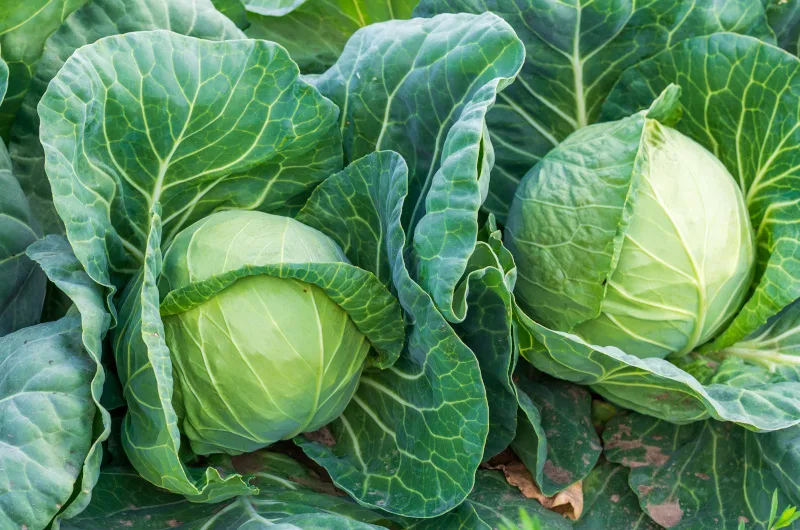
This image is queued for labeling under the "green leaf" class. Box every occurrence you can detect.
[603,33,800,353]
[27,235,112,527]
[211,0,250,29]
[0,140,44,336]
[38,30,341,298]
[60,455,393,529]
[767,0,800,55]
[604,412,800,529]
[512,371,602,496]
[295,152,490,517]
[414,0,776,222]
[400,503,491,530]
[576,460,662,530]
[244,0,417,73]
[9,0,245,235]
[0,316,94,530]
[113,208,255,501]
[0,0,87,140]
[516,308,800,429]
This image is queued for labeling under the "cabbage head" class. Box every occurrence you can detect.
[156,210,372,455]
[506,106,755,359]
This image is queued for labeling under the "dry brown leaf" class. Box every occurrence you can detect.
[484,455,584,520]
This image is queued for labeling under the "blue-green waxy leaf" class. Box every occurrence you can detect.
[27,235,112,527]
[414,0,776,222]
[0,316,94,530]
[9,0,245,235]
[60,452,393,529]
[513,372,602,497]
[0,0,87,140]
[244,0,417,73]
[39,30,341,298]
[0,140,45,337]
[576,460,662,530]
[604,412,800,529]
[295,152,490,517]
[603,34,800,354]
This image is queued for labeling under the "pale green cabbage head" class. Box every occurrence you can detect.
[161,211,370,455]
[507,118,755,359]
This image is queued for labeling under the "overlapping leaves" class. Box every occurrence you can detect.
[9,0,245,235]
[415,0,776,221]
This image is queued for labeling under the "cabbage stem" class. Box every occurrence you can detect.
[721,346,800,372]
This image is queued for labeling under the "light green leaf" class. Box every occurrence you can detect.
[295,152,490,517]
[516,308,800,430]
[244,0,417,73]
[604,412,800,529]
[0,0,87,140]
[603,33,800,353]
[113,208,254,501]
[414,0,776,221]
[0,140,44,336]
[38,30,341,298]
[9,0,245,235]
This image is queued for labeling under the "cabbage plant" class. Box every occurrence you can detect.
[26,5,526,523]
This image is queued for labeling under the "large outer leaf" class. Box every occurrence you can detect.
[38,30,341,297]
[295,152,490,517]
[0,0,87,140]
[604,412,800,529]
[27,236,111,528]
[245,0,417,73]
[9,0,245,235]
[517,309,800,430]
[0,316,94,530]
[603,34,800,352]
[414,0,776,221]
[0,140,44,336]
